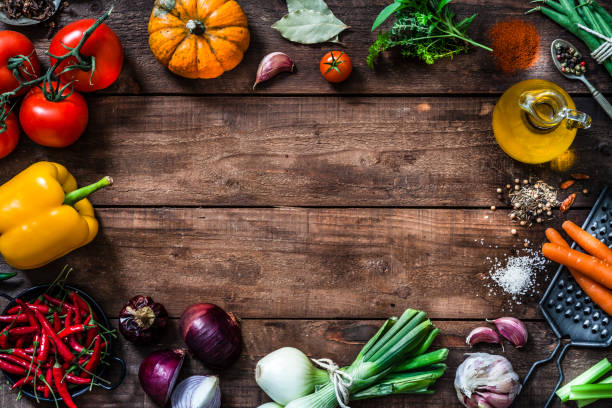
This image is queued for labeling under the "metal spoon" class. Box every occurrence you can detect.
[0,0,61,26]
[551,39,612,121]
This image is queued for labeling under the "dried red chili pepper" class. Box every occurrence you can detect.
[560,193,577,213]
[53,362,77,408]
[560,180,575,190]
[571,173,590,180]
[119,295,168,344]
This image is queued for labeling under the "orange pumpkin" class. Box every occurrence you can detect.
[148,0,250,79]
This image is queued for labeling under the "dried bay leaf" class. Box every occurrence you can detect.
[287,0,332,14]
[272,9,349,44]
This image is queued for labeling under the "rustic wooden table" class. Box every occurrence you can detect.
[1,1,611,407]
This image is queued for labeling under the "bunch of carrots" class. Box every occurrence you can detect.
[0,282,114,408]
[543,221,612,315]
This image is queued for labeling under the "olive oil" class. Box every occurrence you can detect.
[492,79,590,164]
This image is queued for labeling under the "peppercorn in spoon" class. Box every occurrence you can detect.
[552,39,612,121]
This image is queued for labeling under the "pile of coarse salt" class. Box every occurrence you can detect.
[487,247,549,304]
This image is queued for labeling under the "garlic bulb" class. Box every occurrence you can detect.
[255,347,329,405]
[455,353,521,408]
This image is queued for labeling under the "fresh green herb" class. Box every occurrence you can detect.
[367,0,491,68]
[272,0,348,45]
[556,358,612,402]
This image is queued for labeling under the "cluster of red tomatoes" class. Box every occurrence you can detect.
[0,19,123,159]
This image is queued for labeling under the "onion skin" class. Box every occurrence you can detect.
[179,303,243,370]
[138,349,185,406]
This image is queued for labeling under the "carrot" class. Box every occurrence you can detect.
[563,221,612,264]
[545,228,612,315]
[542,243,612,289]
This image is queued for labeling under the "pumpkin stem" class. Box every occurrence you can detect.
[186,19,205,35]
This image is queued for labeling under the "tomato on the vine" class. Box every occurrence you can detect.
[49,19,123,92]
[320,51,352,83]
[19,83,88,148]
[0,31,40,96]
[0,109,19,159]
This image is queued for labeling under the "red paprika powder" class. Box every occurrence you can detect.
[490,20,540,74]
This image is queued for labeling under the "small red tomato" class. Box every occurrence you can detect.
[49,19,123,92]
[0,108,19,159]
[0,31,40,96]
[320,51,352,83]
[19,83,88,148]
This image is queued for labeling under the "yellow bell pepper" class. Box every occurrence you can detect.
[0,162,112,270]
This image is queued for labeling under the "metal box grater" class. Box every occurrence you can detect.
[520,186,611,407]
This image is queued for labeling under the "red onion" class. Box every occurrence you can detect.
[139,349,185,406]
[179,303,242,370]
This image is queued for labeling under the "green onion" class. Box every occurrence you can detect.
[569,383,612,400]
[393,349,449,372]
[556,358,612,402]
[577,375,612,407]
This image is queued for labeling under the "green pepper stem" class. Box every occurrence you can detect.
[63,177,113,206]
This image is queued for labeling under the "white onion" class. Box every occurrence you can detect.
[255,347,329,405]
[257,404,284,408]
[171,376,221,408]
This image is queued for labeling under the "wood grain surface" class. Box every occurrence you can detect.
[1,0,611,407]
[0,96,609,207]
[7,0,612,95]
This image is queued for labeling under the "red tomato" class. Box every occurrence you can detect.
[0,109,19,159]
[320,51,352,83]
[0,31,40,96]
[49,19,123,92]
[19,84,88,148]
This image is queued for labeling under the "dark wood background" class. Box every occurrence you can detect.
[1,0,611,407]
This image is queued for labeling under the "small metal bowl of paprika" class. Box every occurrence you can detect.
[0,285,126,403]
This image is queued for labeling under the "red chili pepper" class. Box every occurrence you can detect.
[11,374,35,389]
[42,294,74,314]
[82,335,101,379]
[44,366,53,398]
[6,304,50,315]
[15,299,39,329]
[65,372,92,385]
[0,348,32,361]
[57,324,94,339]
[8,326,38,337]
[15,337,25,348]
[0,353,33,369]
[53,362,77,408]
[0,314,28,324]
[70,292,92,316]
[53,312,61,333]
[31,308,74,364]
[37,332,49,362]
[0,358,26,375]
[0,330,10,349]
[67,336,84,354]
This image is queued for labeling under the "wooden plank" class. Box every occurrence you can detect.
[0,319,608,407]
[2,0,610,95]
[0,207,590,320]
[1,96,609,207]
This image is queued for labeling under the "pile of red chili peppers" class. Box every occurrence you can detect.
[0,288,112,408]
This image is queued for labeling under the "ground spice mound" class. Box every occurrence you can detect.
[490,20,539,74]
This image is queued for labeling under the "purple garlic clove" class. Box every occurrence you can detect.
[466,327,501,346]
[254,52,295,89]
[490,317,528,348]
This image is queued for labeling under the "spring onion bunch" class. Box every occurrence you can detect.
[527,0,612,77]
[255,309,448,407]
